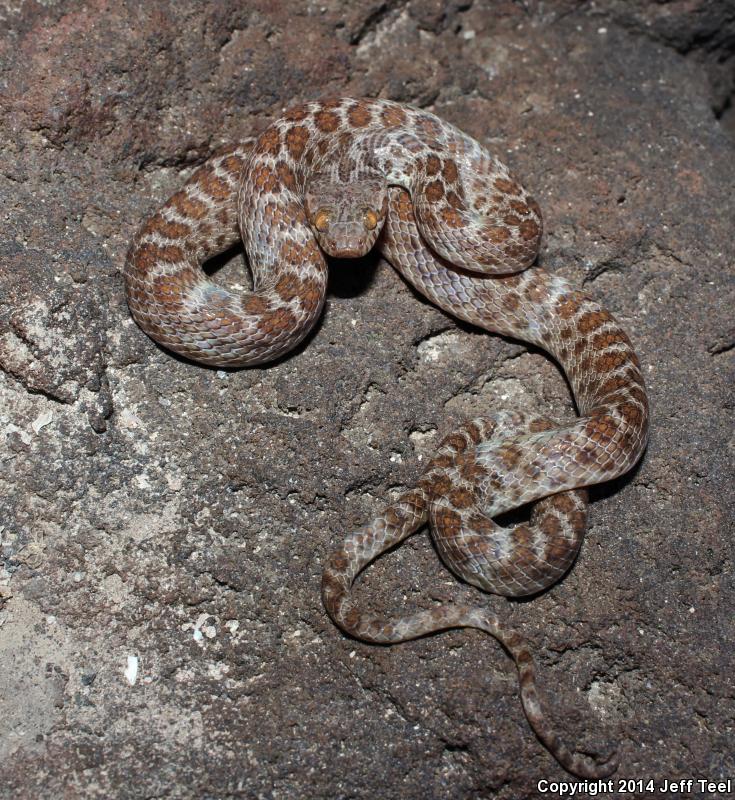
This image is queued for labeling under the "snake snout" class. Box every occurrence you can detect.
[320,226,372,258]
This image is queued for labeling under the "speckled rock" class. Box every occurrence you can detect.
[1,2,733,798]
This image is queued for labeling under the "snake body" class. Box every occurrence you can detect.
[125,98,649,777]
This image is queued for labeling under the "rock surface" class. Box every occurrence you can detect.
[1,1,733,798]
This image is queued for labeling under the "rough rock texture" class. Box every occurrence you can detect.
[1,1,733,798]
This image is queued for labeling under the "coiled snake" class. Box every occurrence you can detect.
[124,97,649,777]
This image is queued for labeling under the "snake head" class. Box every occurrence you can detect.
[304,176,388,258]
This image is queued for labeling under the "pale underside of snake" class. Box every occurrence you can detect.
[124,97,649,777]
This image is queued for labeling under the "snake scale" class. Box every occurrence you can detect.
[125,97,649,777]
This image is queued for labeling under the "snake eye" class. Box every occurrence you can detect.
[364,209,378,230]
[314,209,330,232]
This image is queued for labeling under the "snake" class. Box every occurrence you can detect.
[124,97,649,777]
